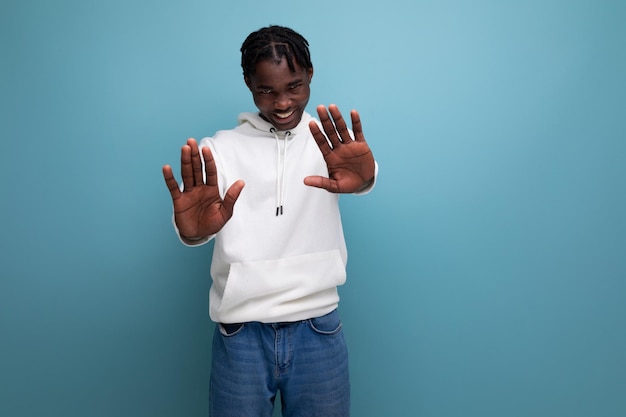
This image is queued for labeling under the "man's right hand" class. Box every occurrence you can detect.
[162,138,244,240]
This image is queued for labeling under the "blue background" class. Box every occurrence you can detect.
[1,1,625,416]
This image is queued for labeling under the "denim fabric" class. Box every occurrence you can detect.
[209,309,350,417]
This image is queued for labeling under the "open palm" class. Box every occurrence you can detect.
[162,139,244,240]
[305,104,375,193]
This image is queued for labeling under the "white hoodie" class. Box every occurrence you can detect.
[176,111,377,324]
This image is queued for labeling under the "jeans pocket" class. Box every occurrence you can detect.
[308,310,342,335]
[219,322,245,337]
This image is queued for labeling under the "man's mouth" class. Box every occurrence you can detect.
[274,110,295,120]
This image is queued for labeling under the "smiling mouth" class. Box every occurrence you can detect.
[274,110,295,120]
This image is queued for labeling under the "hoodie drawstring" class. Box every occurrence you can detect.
[270,128,291,216]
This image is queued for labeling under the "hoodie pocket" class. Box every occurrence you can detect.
[216,249,346,322]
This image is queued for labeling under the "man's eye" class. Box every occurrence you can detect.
[260,89,272,94]
[289,84,302,90]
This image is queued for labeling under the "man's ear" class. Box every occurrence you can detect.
[244,76,252,90]
[307,67,314,81]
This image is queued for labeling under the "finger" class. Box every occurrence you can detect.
[327,104,353,143]
[350,109,366,142]
[187,138,204,186]
[316,105,341,148]
[180,144,194,191]
[309,120,332,157]
[162,165,182,200]
[303,175,340,193]
[202,146,218,187]
[220,180,245,218]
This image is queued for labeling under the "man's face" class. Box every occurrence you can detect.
[245,58,313,131]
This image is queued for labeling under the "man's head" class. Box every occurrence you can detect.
[241,26,314,130]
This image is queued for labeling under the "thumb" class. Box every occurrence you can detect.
[221,180,245,216]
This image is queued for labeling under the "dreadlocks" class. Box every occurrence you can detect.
[240,25,312,77]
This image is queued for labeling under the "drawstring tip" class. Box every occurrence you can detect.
[275,206,283,216]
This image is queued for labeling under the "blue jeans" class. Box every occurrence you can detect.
[209,309,350,417]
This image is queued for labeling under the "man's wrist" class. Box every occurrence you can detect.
[357,177,375,192]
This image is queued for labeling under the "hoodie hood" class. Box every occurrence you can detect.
[237,111,315,136]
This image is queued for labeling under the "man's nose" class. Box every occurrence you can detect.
[274,92,291,109]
